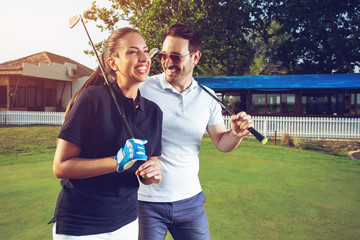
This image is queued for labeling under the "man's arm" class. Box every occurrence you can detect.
[207,112,254,152]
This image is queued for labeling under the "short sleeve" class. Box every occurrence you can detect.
[207,90,224,126]
[58,89,95,148]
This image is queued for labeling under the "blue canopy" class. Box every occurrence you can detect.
[195,74,360,91]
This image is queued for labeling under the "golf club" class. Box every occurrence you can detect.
[69,14,135,138]
[197,83,268,144]
[149,48,160,59]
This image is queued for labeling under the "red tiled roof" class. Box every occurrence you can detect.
[0,51,94,77]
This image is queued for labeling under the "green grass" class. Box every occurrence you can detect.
[199,139,360,240]
[0,126,359,240]
[0,159,61,240]
[0,125,61,165]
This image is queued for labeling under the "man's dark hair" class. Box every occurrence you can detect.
[163,24,202,53]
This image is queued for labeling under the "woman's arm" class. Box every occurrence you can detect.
[53,139,118,179]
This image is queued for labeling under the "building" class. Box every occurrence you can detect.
[0,51,94,112]
[195,74,360,117]
[258,63,287,75]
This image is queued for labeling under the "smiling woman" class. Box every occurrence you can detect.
[48,27,163,239]
[69,15,138,138]
[107,32,151,89]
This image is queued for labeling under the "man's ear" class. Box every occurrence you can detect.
[193,51,201,66]
[108,57,118,71]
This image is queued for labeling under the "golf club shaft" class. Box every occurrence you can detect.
[79,16,134,139]
[198,83,267,144]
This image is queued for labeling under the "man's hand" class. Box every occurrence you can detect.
[230,111,254,138]
[114,139,148,173]
[136,157,162,184]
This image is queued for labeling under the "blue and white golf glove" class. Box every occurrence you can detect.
[114,139,148,173]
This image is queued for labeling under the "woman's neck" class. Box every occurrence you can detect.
[116,80,139,105]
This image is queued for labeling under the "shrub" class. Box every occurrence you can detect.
[293,137,307,150]
[281,133,293,146]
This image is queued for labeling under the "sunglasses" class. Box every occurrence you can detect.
[157,51,194,64]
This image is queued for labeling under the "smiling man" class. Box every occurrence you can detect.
[138,24,254,240]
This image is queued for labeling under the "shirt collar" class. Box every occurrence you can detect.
[159,72,198,93]
[111,81,145,111]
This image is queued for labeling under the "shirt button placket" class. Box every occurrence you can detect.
[178,96,184,114]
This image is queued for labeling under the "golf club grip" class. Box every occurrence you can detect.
[108,87,135,139]
[248,127,266,143]
[120,114,134,139]
[198,83,267,144]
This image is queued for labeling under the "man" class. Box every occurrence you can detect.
[138,23,254,240]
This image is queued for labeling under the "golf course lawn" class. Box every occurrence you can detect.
[0,126,359,240]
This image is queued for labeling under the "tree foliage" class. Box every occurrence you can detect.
[83,0,256,76]
[251,0,360,73]
[83,0,360,75]
[248,20,288,75]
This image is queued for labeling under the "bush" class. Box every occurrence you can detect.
[281,133,293,146]
[293,137,307,150]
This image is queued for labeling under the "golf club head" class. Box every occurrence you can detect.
[68,14,81,28]
[149,48,160,59]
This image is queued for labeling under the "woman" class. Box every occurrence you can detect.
[49,27,162,239]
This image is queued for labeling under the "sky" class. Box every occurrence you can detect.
[0,0,128,70]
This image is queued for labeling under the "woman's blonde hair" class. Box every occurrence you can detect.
[64,27,140,120]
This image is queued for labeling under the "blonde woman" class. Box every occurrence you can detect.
[49,27,162,239]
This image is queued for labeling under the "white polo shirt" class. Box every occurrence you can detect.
[138,73,223,202]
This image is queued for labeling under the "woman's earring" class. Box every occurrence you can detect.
[113,67,119,75]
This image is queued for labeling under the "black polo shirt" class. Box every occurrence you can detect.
[50,82,162,236]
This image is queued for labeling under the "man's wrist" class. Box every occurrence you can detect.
[230,129,243,139]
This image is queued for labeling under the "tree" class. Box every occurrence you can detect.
[83,0,256,76]
[83,0,360,75]
[251,0,360,74]
[247,20,288,75]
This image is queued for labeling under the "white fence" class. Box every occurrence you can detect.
[1,111,359,139]
[0,111,64,126]
[223,116,360,140]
